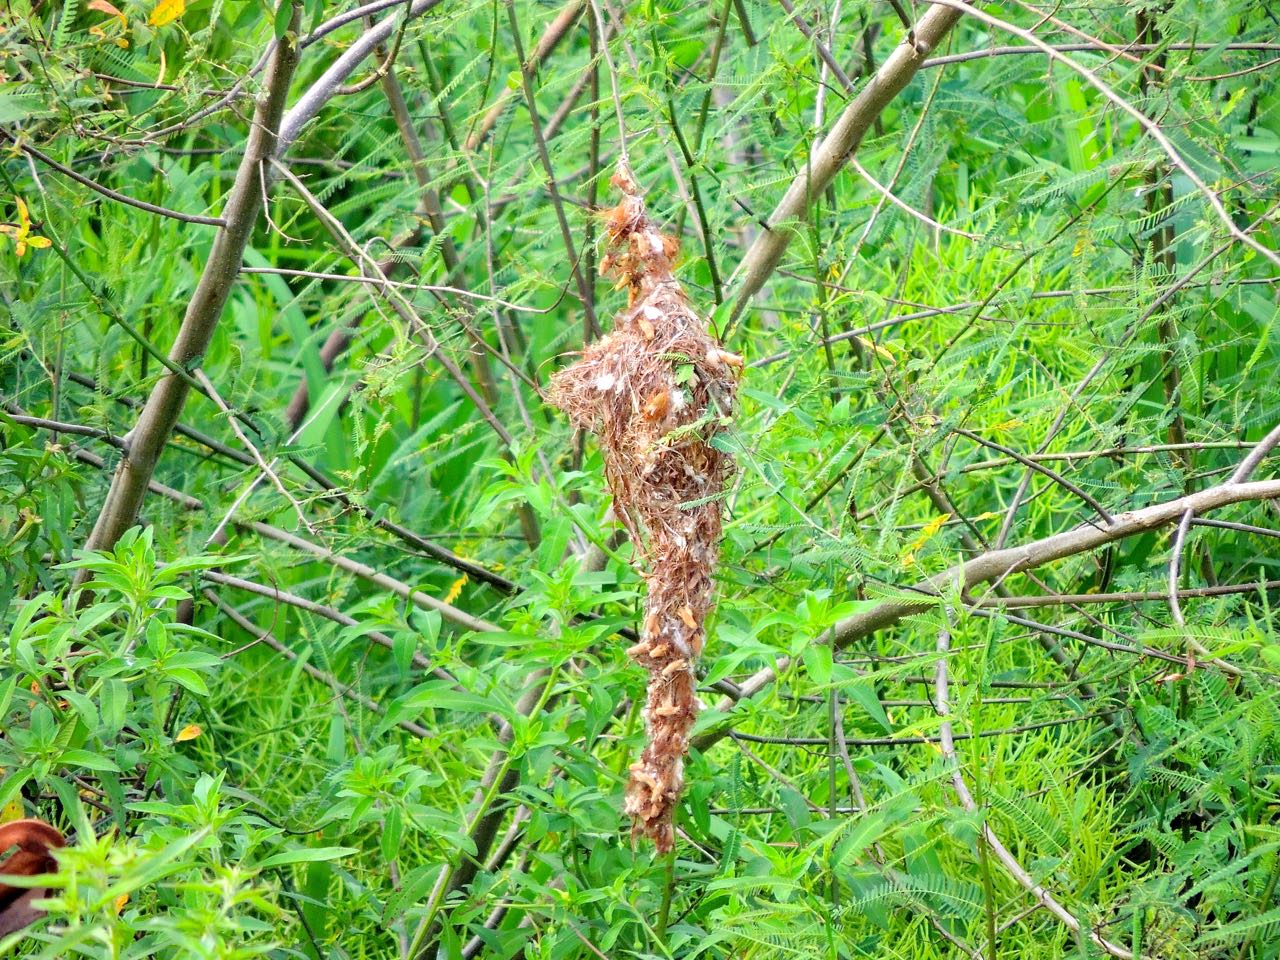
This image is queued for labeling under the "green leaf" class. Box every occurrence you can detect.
[273,0,295,38]
[802,644,832,685]
[163,668,210,696]
[257,846,359,868]
[59,748,121,772]
[844,679,893,734]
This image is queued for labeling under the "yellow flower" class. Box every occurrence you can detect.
[0,197,52,257]
[149,0,185,28]
[901,513,951,567]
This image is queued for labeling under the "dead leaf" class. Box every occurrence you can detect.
[87,0,125,17]
[88,0,129,46]
[0,819,65,936]
[642,390,669,420]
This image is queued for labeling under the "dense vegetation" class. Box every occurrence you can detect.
[2,0,1280,956]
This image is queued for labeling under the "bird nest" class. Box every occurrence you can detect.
[549,163,740,851]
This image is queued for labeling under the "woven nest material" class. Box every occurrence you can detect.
[549,164,740,852]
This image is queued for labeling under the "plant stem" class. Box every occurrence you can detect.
[656,848,676,942]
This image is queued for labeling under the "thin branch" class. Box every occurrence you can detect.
[504,0,600,338]
[466,0,586,151]
[1192,517,1280,540]
[921,40,1280,68]
[49,370,514,593]
[855,440,1261,523]
[934,628,1137,959]
[332,1,412,97]
[1229,422,1280,483]
[848,155,985,241]
[278,0,445,151]
[952,427,1114,524]
[1,134,226,227]
[301,0,419,48]
[238,267,551,312]
[923,0,1280,270]
[269,159,519,449]
[731,709,1116,746]
[695,466,1280,749]
[407,670,556,960]
[778,0,856,97]
[725,1,967,329]
[587,0,629,166]
[750,277,1279,369]
[993,208,1278,549]
[977,579,1280,609]
[193,369,316,536]
[1168,507,1195,632]
[207,590,431,739]
[197,568,455,681]
[70,444,497,635]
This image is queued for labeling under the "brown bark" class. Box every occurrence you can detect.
[727,4,966,326]
[80,6,303,560]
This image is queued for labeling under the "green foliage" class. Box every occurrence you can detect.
[3,0,1280,956]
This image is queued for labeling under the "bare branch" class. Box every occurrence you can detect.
[1,134,226,227]
[206,590,431,739]
[952,427,1114,525]
[269,159,519,449]
[193,369,316,536]
[726,3,967,327]
[978,579,1280,608]
[934,628,1137,959]
[695,469,1280,749]
[80,6,303,561]
[848,155,984,242]
[923,0,1280,270]
[921,40,1280,69]
[70,444,496,636]
[466,0,586,151]
[278,0,444,151]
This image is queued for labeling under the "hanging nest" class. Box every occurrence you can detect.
[549,163,740,852]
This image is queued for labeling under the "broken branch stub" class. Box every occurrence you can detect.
[549,164,740,851]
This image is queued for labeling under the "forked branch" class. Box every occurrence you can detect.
[80,5,303,562]
[695,467,1280,748]
[727,2,967,327]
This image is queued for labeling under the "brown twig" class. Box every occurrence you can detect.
[1,133,226,227]
[207,590,431,739]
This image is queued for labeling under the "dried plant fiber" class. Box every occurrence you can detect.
[549,163,740,851]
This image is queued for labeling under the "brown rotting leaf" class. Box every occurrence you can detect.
[0,818,65,937]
